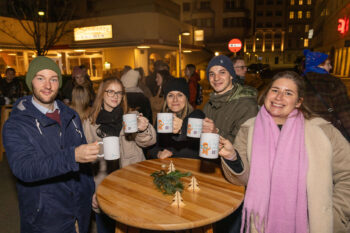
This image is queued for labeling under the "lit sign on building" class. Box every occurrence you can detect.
[338,17,349,35]
[74,25,113,41]
[194,30,204,41]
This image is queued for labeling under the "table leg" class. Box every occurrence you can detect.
[114,222,140,233]
[191,224,213,233]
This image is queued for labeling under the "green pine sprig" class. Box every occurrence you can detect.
[151,170,191,195]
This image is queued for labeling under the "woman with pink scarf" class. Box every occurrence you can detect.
[219,71,350,233]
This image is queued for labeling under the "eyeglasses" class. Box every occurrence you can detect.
[105,90,124,97]
[234,66,247,70]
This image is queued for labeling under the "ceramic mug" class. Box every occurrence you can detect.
[187,118,203,138]
[123,113,138,133]
[157,113,173,133]
[199,133,219,159]
[97,136,120,160]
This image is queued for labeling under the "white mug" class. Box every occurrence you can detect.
[199,133,219,159]
[187,118,203,138]
[157,113,173,133]
[97,136,120,160]
[123,113,138,133]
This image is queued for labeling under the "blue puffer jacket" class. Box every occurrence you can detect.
[3,96,95,233]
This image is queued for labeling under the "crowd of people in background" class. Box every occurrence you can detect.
[1,49,350,233]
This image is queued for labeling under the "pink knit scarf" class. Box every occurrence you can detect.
[241,106,308,233]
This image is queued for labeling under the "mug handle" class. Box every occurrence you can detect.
[97,141,104,157]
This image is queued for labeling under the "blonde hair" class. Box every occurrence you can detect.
[89,77,128,124]
[70,85,91,121]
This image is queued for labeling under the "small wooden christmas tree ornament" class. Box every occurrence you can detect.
[167,161,176,174]
[171,191,185,208]
[188,176,200,192]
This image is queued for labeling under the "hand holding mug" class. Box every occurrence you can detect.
[172,114,183,134]
[202,118,218,134]
[75,142,100,163]
[219,136,237,161]
[137,114,149,132]
[157,149,173,159]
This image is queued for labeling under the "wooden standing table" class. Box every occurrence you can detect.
[97,158,245,233]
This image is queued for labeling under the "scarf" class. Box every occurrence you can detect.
[241,106,308,233]
[304,66,328,75]
[96,105,123,138]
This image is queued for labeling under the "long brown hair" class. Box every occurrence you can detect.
[258,71,314,119]
[89,77,128,124]
[70,85,91,121]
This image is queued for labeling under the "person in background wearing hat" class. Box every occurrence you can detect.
[303,49,350,141]
[149,78,205,159]
[201,55,258,233]
[121,69,153,123]
[3,56,99,233]
[62,66,95,105]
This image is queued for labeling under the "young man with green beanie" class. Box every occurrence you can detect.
[201,55,258,233]
[3,56,99,233]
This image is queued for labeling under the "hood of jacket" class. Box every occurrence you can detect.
[208,84,257,109]
[11,96,78,129]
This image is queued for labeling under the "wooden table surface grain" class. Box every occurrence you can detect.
[97,158,245,231]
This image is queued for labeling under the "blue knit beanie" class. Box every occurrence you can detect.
[304,49,328,69]
[206,55,236,81]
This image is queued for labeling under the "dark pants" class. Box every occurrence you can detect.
[95,212,115,233]
[213,203,243,233]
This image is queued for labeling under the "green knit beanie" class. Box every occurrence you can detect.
[25,56,62,91]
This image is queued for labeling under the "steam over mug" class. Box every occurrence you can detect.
[123,113,138,133]
[157,113,173,133]
[97,136,120,160]
[187,118,203,138]
[199,133,219,159]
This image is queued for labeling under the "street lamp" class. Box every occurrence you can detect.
[178,31,190,77]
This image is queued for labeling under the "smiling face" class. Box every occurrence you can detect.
[264,77,302,125]
[208,65,233,94]
[32,69,59,109]
[166,91,186,113]
[103,82,123,112]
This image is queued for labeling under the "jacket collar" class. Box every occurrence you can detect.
[13,96,77,128]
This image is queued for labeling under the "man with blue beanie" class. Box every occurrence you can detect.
[202,55,258,142]
[3,56,99,233]
[201,55,258,233]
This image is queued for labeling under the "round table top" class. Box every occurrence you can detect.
[97,158,245,231]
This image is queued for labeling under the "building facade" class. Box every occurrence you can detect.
[0,0,209,79]
[312,0,350,77]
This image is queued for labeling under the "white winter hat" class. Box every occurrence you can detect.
[121,70,140,88]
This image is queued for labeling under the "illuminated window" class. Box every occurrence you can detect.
[290,0,295,5]
[289,25,293,32]
[307,0,311,4]
[298,11,303,19]
[304,38,309,47]
[290,11,294,19]
[299,0,303,5]
[306,11,311,18]
[305,24,309,32]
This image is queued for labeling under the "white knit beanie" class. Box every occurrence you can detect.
[121,70,140,88]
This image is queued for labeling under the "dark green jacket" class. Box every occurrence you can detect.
[203,84,258,143]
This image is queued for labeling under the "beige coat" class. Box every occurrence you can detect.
[83,119,156,186]
[222,117,350,233]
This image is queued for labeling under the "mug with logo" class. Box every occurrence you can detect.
[187,118,203,138]
[123,113,138,133]
[157,113,173,133]
[97,136,120,160]
[199,133,219,159]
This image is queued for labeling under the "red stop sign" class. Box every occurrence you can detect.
[228,39,242,53]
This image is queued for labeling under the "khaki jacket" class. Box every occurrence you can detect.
[83,119,156,186]
[222,117,350,233]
